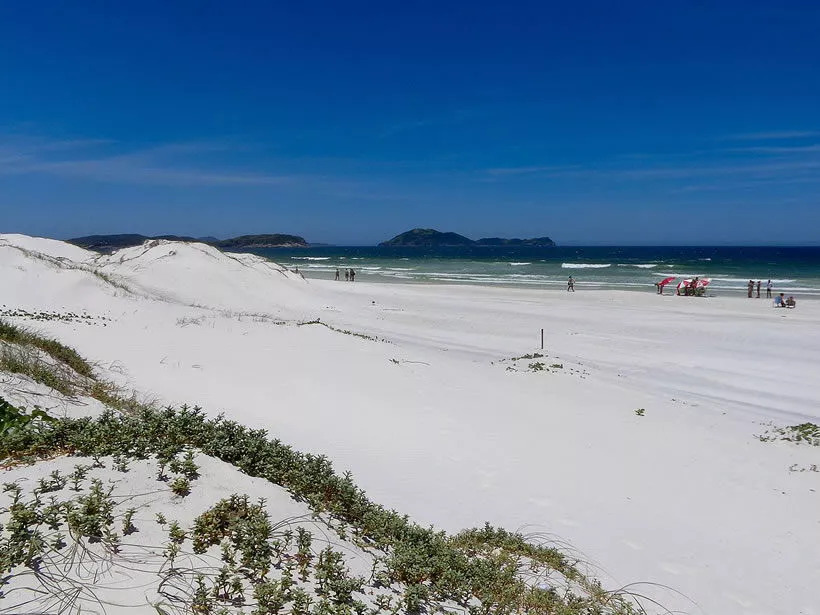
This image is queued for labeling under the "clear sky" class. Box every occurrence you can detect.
[1,1,819,245]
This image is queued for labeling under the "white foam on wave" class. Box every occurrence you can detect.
[712,277,796,284]
[292,256,331,261]
[617,263,658,269]
[562,263,611,269]
[509,262,531,266]
[657,272,702,278]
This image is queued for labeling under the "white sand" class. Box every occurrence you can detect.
[2,234,819,615]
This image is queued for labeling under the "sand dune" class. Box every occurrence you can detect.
[1,234,818,615]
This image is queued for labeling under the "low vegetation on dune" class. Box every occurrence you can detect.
[758,422,820,447]
[0,319,93,379]
[1,323,646,615]
[0,318,142,413]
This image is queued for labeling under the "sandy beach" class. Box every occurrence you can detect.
[2,234,819,615]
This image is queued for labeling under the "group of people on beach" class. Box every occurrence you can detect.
[747,279,797,308]
[773,293,796,308]
[747,279,773,299]
[335,268,356,282]
[678,277,702,296]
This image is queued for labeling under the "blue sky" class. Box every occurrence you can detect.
[1,1,819,245]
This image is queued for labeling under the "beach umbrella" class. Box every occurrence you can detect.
[697,278,711,288]
[659,276,676,286]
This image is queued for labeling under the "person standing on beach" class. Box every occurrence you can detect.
[766,279,772,298]
[335,268,340,281]
[344,269,349,281]
[567,275,575,292]
[756,281,761,298]
[350,268,355,282]
[747,280,754,298]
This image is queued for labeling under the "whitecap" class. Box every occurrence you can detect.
[561,263,611,269]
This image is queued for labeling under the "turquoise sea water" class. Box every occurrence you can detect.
[245,246,820,297]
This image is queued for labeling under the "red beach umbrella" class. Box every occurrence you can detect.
[659,276,676,286]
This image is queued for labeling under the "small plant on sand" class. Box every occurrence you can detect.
[69,464,90,491]
[113,454,130,472]
[169,448,200,480]
[169,476,191,497]
[66,479,116,543]
[635,408,645,417]
[122,507,138,535]
[36,470,67,493]
[550,363,564,369]
[168,521,186,544]
[758,422,820,446]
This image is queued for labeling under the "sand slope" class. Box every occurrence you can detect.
[1,234,818,615]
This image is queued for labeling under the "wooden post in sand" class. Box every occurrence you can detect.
[541,328,544,350]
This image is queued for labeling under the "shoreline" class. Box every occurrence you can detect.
[288,267,820,298]
[305,273,819,302]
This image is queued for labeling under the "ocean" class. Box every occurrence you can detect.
[245,246,820,297]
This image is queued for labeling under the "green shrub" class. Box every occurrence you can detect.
[0,405,640,615]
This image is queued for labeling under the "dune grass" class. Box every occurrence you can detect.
[0,318,146,414]
[0,319,93,378]
[0,344,79,396]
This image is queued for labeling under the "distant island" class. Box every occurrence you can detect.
[69,233,309,253]
[379,228,555,247]
[215,234,308,249]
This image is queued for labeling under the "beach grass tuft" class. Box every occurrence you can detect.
[0,319,94,378]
